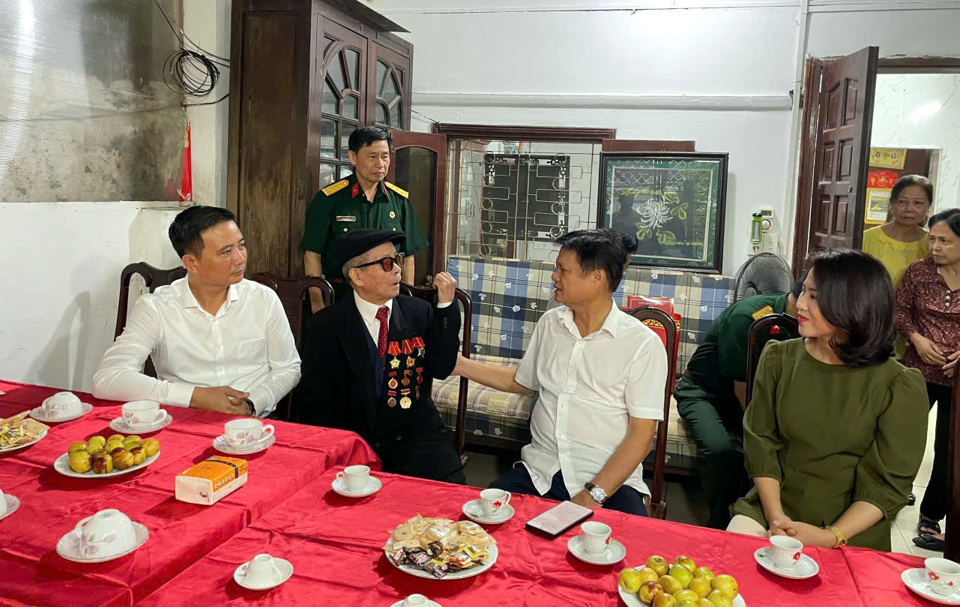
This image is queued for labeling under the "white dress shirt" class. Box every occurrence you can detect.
[92,278,301,417]
[515,300,667,498]
[354,293,452,346]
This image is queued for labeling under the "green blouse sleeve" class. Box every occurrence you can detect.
[853,366,928,519]
[743,339,785,482]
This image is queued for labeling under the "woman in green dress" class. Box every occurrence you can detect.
[728,250,928,551]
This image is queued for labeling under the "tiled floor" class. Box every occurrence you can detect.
[463,404,943,556]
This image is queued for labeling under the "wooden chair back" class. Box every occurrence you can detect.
[745,314,800,405]
[252,273,335,422]
[623,306,678,520]
[399,282,473,466]
[114,263,187,378]
[946,369,960,561]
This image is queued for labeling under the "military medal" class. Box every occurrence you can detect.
[388,378,398,389]
[387,397,397,407]
[401,377,410,387]
[404,369,413,377]
[400,397,412,409]
[387,341,402,368]
[412,336,425,357]
[406,356,416,368]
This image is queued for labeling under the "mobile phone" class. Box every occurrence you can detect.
[525,500,594,537]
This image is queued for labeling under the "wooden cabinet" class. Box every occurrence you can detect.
[227,0,412,276]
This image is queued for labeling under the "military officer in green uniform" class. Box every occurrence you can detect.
[302,126,428,309]
[675,274,804,529]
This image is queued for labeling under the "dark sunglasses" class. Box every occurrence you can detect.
[355,254,405,272]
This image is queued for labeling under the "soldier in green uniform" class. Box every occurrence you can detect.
[676,274,804,528]
[302,126,429,309]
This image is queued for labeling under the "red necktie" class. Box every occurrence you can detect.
[376,306,389,358]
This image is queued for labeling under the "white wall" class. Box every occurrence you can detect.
[372,0,960,273]
[183,0,232,207]
[872,73,960,212]
[0,203,182,392]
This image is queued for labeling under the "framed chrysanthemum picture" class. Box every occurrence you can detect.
[598,152,728,272]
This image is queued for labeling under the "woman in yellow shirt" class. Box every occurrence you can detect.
[862,174,933,288]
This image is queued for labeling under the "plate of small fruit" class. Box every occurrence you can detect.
[618,554,745,607]
[54,434,161,479]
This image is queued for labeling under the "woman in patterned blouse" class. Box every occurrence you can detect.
[895,207,960,552]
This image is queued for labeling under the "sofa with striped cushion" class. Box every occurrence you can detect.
[433,256,735,467]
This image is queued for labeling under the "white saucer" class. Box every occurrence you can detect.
[566,535,626,565]
[213,433,275,455]
[0,494,21,521]
[903,567,960,605]
[331,476,382,498]
[234,556,293,590]
[30,403,94,423]
[56,521,149,563]
[754,547,820,580]
[461,499,514,524]
[391,600,441,607]
[109,411,172,434]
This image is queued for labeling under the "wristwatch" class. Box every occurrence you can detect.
[585,482,607,505]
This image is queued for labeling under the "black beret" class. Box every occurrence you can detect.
[330,229,406,267]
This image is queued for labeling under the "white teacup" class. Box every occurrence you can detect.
[402,595,430,607]
[926,557,960,596]
[122,401,164,428]
[243,553,282,587]
[42,392,84,418]
[75,509,137,559]
[580,521,612,555]
[479,488,511,517]
[225,419,275,448]
[770,535,804,569]
[0,488,7,518]
[336,465,370,492]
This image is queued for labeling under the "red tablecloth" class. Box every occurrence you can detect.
[142,467,921,606]
[0,381,380,607]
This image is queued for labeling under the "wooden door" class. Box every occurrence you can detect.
[388,131,447,285]
[795,47,879,267]
[367,42,412,131]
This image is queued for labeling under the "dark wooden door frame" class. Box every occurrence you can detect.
[387,131,447,279]
[793,54,960,274]
[433,123,616,142]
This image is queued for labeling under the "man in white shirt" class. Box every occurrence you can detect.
[455,229,667,515]
[92,206,301,417]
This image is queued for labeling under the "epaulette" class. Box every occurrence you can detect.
[321,179,349,196]
[385,181,409,198]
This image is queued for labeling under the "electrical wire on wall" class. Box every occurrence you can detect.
[154,0,230,107]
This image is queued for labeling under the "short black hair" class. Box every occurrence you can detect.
[809,249,895,367]
[891,174,933,207]
[348,126,392,154]
[929,207,960,236]
[168,206,237,258]
[555,228,627,292]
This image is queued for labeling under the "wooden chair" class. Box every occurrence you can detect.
[252,273,335,421]
[114,263,187,378]
[399,282,473,466]
[623,306,678,520]
[945,369,960,561]
[745,313,800,405]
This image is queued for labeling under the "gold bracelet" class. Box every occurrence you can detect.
[825,525,847,548]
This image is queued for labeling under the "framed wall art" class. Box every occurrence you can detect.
[598,152,728,272]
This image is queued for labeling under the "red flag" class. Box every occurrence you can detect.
[179,122,193,202]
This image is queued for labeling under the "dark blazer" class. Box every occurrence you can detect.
[297,291,465,483]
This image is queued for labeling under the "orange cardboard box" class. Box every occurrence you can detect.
[175,456,248,505]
